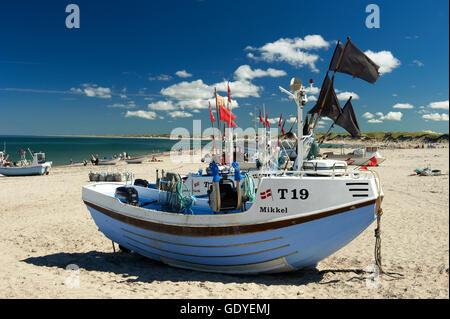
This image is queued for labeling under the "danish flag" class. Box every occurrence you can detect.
[260,188,273,200]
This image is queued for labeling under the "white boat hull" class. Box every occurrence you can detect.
[82,174,382,274]
[125,156,147,164]
[97,158,120,165]
[0,162,51,176]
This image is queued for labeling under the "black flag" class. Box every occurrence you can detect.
[335,97,360,137]
[329,39,380,84]
[307,74,342,122]
[303,114,309,136]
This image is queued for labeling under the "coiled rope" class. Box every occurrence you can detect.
[176,181,194,215]
[365,168,404,279]
[242,173,256,202]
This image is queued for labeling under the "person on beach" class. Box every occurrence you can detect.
[151,155,162,162]
[90,154,99,166]
[82,159,87,166]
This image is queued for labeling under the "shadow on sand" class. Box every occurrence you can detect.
[22,250,369,286]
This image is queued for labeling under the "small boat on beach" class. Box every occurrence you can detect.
[0,149,52,176]
[125,155,148,164]
[97,158,120,166]
[322,146,385,166]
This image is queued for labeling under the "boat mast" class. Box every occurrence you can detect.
[279,77,307,171]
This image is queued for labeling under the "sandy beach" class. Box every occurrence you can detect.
[0,146,448,299]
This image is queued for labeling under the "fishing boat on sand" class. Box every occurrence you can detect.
[0,148,52,176]
[82,38,385,274]
[322,146,385,166]
[97,158,120,165]
[125,155,148,164]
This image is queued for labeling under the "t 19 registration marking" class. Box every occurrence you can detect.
[278,188,309,200]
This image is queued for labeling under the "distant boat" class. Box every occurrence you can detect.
[0,148,52,176]
[125,155,148,164]
[97,158,120,165]
[322,146,385,166]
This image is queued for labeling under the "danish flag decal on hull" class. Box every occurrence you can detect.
[260,188,273,200]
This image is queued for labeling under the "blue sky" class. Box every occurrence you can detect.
[0,0,448,135]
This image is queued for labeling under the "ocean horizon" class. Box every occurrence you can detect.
[0,135,184,166]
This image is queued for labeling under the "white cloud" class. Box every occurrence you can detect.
[307,95,317,102]
[169,111,193,118]
[107,101,136,109]
[336,91,359,101]
[422,113,449,121]
[214,80,260,98]
[234,65,286,81]
[125,110,157,120]
[149,74,172,81]
[286,116,296,123]
[380,111,403,121]
[246,35,330,72]
[175,70,192,78]
[412,59,424,67]
[362,112,374,119]
[161,79,212,100]
[147,100,176,111]
[365,111,403,123]
[428,100,449,110]
[304,85,320,95]
[364,50,401,74]
[71,84,112,98]
[393,103,414,109]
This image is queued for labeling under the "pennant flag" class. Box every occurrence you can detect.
[209,102,216,123]
[303,114,310,136]
[281,119,286,135]
[227,82,231,103]
[329,39,380,84]
[215,92,226,108]
[259,108,264,123]
[219,105,237,126]
[360,165,368,170]
[278,112,283,127]
[265,111,270,128]
[307,74,342,121]
[335,97,360,137]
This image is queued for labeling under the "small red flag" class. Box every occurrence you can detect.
[278,112,283,127]
[265,112,270,128]
[281,119,286,135]
[227,82,231,103]
[209,102,216,123]
[259,108,264,123]
[361,165,368,170]
[219,105,236,123]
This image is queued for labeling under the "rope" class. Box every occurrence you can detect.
[176,181,194,215]
[243,173,256,203]
[366,168,404,279]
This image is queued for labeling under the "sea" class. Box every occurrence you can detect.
[0,135,185,166]
[0,135,350,167]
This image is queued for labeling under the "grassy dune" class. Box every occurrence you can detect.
[316,132,449,143]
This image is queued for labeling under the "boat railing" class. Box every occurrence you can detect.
[253,167,374,180]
